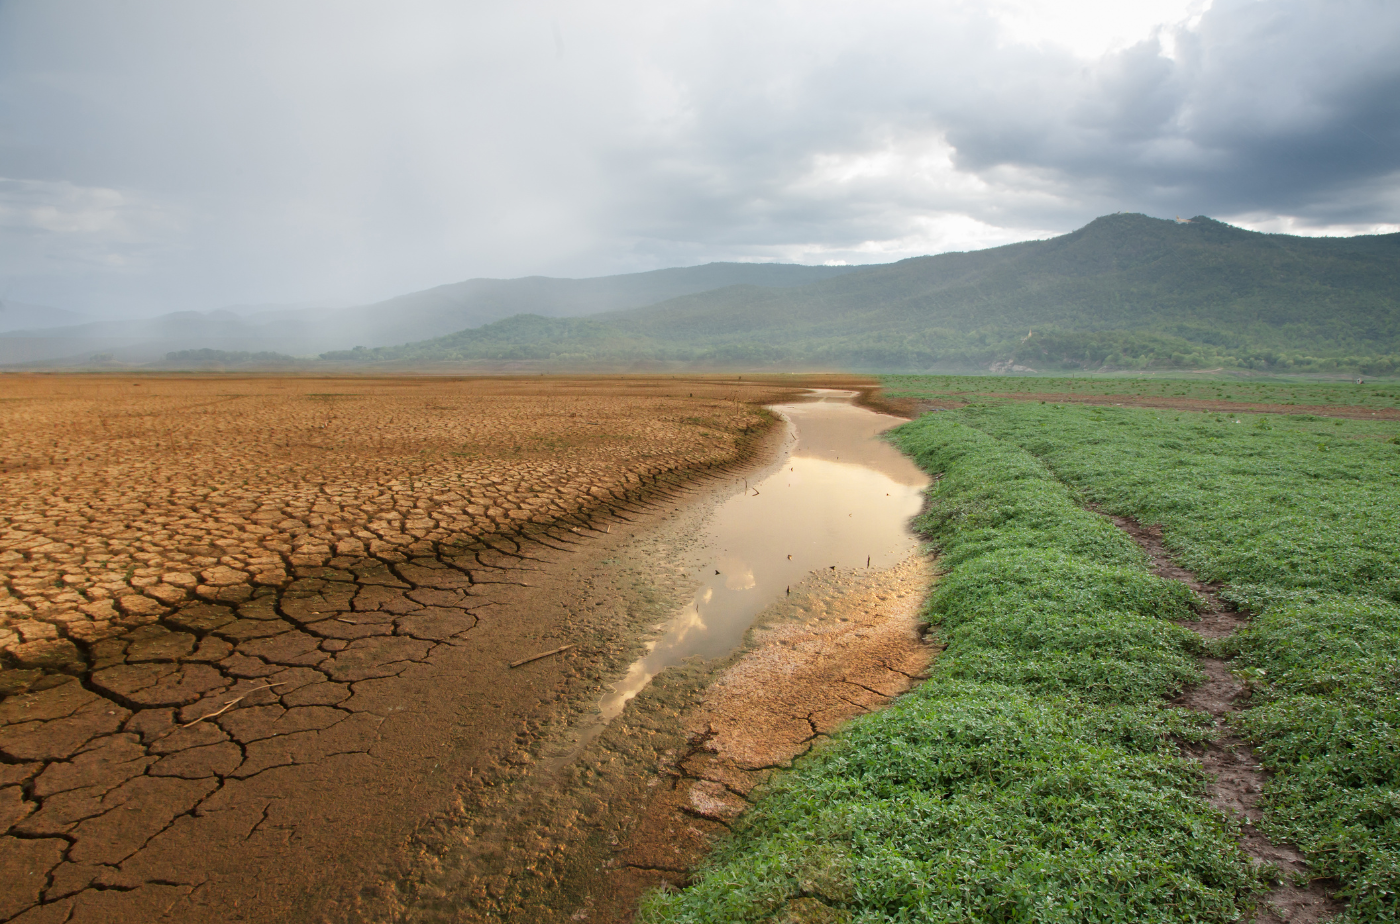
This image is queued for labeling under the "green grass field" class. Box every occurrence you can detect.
[956,400,1400,920]
[881,374,1400,411]
[642,384,1400,923]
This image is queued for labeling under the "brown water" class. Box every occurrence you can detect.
[554,390,928,762]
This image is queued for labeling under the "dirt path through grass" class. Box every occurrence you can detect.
[1105,513,1341,924]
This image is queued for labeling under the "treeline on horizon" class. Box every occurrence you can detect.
[317,324,1400,375]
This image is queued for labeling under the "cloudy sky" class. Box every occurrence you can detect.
[1,0,1398,319]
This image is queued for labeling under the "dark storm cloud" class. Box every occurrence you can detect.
[0,0,1395,318]
[929,0,1400,220]
[597,0,1400,244]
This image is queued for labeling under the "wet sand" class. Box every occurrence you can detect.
[386,389,934,923]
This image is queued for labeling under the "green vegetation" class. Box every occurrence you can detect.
[881,373,1400,411]
[938,400,1400,918]
[1226,595,1400,921]
[321,314,664,364]
[641,414,1264,924]
[647,388,1400,922]
[323,214,1400,374]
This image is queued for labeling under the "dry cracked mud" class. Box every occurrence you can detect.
[0,373,823,924]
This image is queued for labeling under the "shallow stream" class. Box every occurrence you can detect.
[555,390,928,760]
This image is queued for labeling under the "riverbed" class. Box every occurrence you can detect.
[592,390,926,726]
[395,387,934,923]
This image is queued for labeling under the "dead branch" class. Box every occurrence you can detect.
[510,644,576,669]
[181,682,288,728]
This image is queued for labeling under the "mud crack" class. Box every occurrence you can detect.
[0,374,802,924]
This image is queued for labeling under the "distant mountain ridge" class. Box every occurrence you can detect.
[326,214,1400,374]
[0,262,858,366]
[315,262,861,351]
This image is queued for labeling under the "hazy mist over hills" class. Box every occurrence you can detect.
[0,301,86,334]
[0,263,858,366]
[7,214,1398,375]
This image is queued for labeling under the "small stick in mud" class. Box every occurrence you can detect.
[181,682,287,728]
[510,644,577,669]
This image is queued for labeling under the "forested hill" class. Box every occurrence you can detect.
[323,214,1400,374]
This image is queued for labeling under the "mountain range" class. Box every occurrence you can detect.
[0,263,857,366]
[6,213,1398,374]
[322,214,1400,374]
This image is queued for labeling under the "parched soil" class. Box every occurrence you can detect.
[1107,514,1342,924]
[0,373,834,924]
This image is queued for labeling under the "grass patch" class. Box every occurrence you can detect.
[932,397,1400,920]
[952,403,1400,602]
[1223,594,1400,920]
[881,373,1400,411]
[641,413,1262,923]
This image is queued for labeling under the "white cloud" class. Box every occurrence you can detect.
[0,177,184,274]
[1225,213,1400,238]
[0,0,1395,317]
[982,0,1213,58]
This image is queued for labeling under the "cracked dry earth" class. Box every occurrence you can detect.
[0,373,797,924]
[1108,515,1343,924]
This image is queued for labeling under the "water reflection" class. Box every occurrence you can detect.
[592,389,927,724]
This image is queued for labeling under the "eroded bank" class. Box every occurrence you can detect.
[389,390,936,923]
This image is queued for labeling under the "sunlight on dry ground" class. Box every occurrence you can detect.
[0,373,803,924]
[0,375,776,671]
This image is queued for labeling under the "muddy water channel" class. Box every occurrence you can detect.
[405,390,933,923]
[592,390,926,727]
